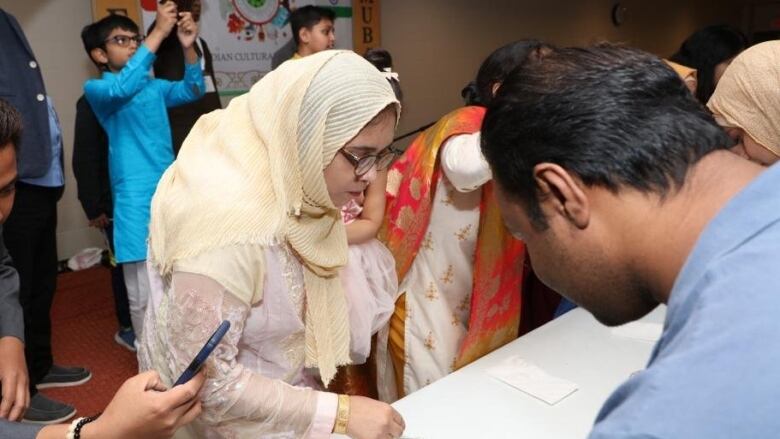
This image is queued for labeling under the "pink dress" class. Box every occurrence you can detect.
[340,198,399,363]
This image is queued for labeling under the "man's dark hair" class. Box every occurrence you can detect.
[0,99,22,151]
[290,5,335,46]
[473,39,551,107]
[670,24,748,104]
[81,14,140,70]
[482,44,732,229]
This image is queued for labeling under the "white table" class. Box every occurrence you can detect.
[389,306,666,439]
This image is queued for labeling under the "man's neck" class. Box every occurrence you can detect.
[622,151,764,304]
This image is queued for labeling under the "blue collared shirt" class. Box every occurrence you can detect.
[590,163,780,438]
[20,96,63,187]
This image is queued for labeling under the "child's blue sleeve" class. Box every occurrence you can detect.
[83,44,157,117]
[158,59,206,108]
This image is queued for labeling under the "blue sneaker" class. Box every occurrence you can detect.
[114,327,136,352]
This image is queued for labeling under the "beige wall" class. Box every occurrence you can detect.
[382,0,748,144]
[0,0,748,260]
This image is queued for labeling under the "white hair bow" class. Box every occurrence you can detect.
[382,67,399,81]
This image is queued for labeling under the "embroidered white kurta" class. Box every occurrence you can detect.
[397,132,492,395]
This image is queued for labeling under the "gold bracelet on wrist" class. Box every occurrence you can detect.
[333,394,350,434]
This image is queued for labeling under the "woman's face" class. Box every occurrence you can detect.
[324,110,396,208]
[726,127,779,166]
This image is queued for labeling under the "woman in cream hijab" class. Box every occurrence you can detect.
[708,41,780,166]
[138,51,405,439]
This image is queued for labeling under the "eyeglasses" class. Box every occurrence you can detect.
[339,147,399,176]
[104,35,145,47]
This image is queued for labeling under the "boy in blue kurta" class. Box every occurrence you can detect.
[82,2,204,340]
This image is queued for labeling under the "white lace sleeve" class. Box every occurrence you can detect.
[167,272,336,438]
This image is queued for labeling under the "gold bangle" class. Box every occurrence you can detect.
[333,394,350,434]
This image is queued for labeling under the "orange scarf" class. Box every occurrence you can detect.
[381,106,525,367]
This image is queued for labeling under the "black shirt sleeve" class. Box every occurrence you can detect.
[72,95,112,220]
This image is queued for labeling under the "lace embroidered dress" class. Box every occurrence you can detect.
[138,241,390,439]
[138,234,397,439]
[340,198,399,364]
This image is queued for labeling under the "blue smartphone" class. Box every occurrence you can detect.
[174,320,231,386]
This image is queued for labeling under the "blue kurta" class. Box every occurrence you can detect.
[85,44,205,263]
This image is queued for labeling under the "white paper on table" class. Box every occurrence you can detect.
[486,356,578,405]
[611,321,663,342]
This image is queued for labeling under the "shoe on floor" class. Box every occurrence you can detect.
[36,364,92,389]
[114,327,136,352]
[22,393,76,424]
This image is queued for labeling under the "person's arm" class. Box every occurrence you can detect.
[164,271,404,439]
[161,271,334,437]
[72,98,110,226]
[35,370,204,439]
[0,230,28,422]
[158,12,205,108]
[346,171,387,245]
[83,46,157,117]
[440,132,492,192]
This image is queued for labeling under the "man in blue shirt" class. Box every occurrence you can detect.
[0,8,91,424]
[82,3,204,343]
[481,44,780,437]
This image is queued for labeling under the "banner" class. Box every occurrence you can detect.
[92,0,142,23]
[141,0,354,96]
[352,0,380,56]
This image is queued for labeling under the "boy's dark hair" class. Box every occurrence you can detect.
[290,5,335,46]
[473,39,551,107]
[670,24,748,104]
[364,48,402,101]
[482,44,732,229]
[0,99,22,151]
[81,14,140,70]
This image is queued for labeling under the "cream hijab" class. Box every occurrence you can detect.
[707,41,780,157]
[148,50,400,385]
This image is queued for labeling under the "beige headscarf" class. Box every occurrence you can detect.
[148,50,400,385]
[707,41,780,157]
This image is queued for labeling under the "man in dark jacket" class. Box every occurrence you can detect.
[0,8,90,424]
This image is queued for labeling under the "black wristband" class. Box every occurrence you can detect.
[73,413,101,439]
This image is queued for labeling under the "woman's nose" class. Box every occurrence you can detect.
[360,165,378,183]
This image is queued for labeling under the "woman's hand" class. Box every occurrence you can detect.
[346,396,405,439]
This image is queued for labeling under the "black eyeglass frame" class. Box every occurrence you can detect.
[104,34,145,47]
[339,147,400,176]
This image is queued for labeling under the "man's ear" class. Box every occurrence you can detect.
[90,47,108,66]
[533,163,590,229]
[298,27,311,45]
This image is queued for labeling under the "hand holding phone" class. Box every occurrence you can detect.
[174,320,231,386]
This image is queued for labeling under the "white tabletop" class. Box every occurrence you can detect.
[389,306,666,439]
